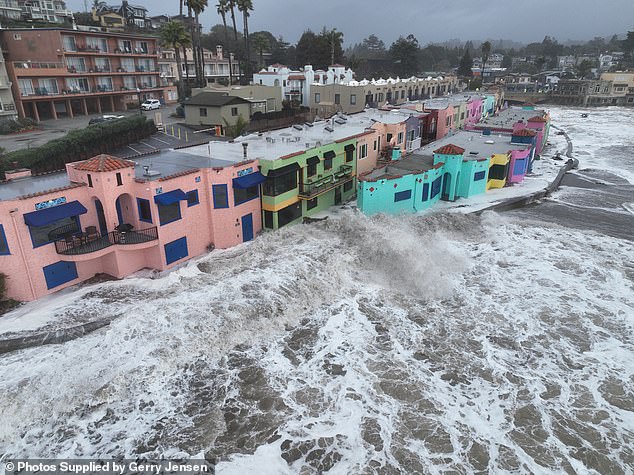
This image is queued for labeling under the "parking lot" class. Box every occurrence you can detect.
[111,126,215,158]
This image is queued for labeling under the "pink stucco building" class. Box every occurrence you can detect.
[0,151,263,301]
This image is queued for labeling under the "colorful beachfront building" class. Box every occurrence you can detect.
[0,151,263,301]
[474,105,551,156]
[357,130,536,216]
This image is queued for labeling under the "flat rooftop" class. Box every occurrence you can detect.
[478,106,546,129]
[133,150,236,181]
[178,108,427,164]
[417,129,530,160]
[0,172,72,201]
[364,154,436,181]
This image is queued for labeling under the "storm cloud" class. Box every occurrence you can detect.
[66,0,633,46]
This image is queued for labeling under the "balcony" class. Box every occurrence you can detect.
[55,226,158,256]
[299,164,353,199]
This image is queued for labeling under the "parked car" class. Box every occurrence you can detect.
[141,99,161,111]
[88,115,125,125]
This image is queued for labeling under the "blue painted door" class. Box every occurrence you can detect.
[43,261,78,290]
[164,236,188,265]
[241,213,253,242]
[115,197,124,225]
[95,199,107,236]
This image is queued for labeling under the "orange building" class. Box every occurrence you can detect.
[1,28,175,121]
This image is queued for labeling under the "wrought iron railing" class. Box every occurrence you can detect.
[299,165,353,198]
[54,226,158,255]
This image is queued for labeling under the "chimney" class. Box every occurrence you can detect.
[216,45,223,59]
[242,142,248,159]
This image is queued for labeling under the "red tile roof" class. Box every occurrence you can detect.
[433,144,465,155]
[74,154,135,172]
[287,75,305,80]
[514,128,537,136]
[528,115,547,123]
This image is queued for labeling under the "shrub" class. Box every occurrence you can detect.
[0,273,6,300]
[0,115,157,178]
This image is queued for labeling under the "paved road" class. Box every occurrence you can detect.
[0,103,182,153]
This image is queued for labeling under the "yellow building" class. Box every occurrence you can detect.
[487,153,510,190]
[91,8,125,28]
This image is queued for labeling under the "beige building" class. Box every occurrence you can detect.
[184,91,257,134]
[600,71,634,105]
[159,46,239,87]
[308,75,459,116]
[0,46,17,119]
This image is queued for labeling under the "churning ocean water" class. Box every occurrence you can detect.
[0,107,633,474]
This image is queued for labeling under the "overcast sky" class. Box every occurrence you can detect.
[67,0,634,46]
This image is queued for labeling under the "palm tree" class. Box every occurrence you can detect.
[159,22,191,100]
[481,41,491,83]
[237,0,253,80]
[216,0,233,85]
[188,0,208,87]
[228,0,238,42]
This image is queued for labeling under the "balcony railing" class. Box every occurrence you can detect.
[55,226,158,255]
[299,164,353,199]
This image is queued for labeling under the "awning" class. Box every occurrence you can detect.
[267,162,300,177]
[306,156,319,166]
[323,151,336,159]
[24,200,87,227]
[233,172,267,189]
[343,144,355,152]
[154,189,188,205]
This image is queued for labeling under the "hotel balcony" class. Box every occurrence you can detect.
[298,165,353,199]
[55,226,158,256]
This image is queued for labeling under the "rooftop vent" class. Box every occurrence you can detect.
[334,118,346,125]
[142,166,161,177]
[469,151,479,155]
[485,140,495,144]
[304,122,314,127]
[325,126,334,133]
[293,124,303,131]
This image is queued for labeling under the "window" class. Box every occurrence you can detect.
[350,94,356,105]
[343,180,353,192]
[401,90,405,99]
[335,94,341,105]
[488,164,508,181]
[386,133,393,143]
[158,202,181,225]
[200,108,208,117]
[213,184,229,208]
[137,198,152,222]
[397,132,403,144]
[373,140,377,151]
[29,216,80,248]
[359,144,368,159]
[116,172,123,186]
[315,93,321,104]
[474,171,486,181]
[307,162,317,177]
[263,171,298,197]
[394,189,412,202]
[421,183,430,202]
[324,157,333,170]
[306,197,318,210]
[431,176,442,198]
[234,185,258,205]
[264,210,274,229]
[345,148,354,162]
[0,224,9,255]
[186,190,199,207]
[277,202,302,228]
[87,174,93,188]
[231,107,238,116]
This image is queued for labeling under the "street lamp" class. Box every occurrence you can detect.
[137,87,142,115]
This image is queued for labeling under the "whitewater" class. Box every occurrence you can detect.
[0,107,633,474]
